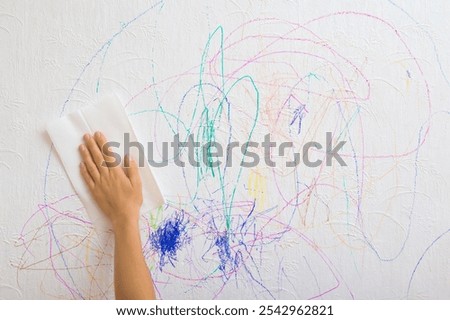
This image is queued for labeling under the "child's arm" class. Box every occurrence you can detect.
[79,131,156,300]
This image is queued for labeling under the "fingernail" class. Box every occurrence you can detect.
[84,133,91,140]
[79,144,85,151]
[95,131,102,138]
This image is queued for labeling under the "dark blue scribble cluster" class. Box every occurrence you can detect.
[150,210,190,270]
[215,233,232,272]
[214,231,243,278]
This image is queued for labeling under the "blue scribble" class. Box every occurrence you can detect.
[150,210,190,270]
[215,232,232,273]
[290,103,308,134]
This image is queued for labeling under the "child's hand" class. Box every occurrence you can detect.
[79,131,143,232]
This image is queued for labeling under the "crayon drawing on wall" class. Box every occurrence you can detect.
[1,0,450,299]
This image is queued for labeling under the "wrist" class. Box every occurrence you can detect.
[111,213,139,235]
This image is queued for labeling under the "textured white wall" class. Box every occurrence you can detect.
[1,0,450,299]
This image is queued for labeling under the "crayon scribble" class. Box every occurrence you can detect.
[12,1,450,300]
[150,210,190,270]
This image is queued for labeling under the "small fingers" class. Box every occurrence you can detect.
[84,133,108,175]
[124,154,142,188]
[80,161,95,190]
[79,144,100,181]
[96,132,120,169]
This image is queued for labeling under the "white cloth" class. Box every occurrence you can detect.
[47,94,164,237]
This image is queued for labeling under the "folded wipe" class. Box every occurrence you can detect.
[47,94,164,236]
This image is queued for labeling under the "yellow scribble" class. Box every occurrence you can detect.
[247,169,267,209]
